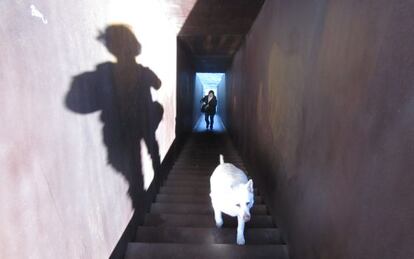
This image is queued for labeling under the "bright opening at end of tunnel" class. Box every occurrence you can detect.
[194,73,226,133]
[196,73,225,97]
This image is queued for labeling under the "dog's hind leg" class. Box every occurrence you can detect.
[236,216,246,245]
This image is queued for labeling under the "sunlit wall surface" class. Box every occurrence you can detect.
[0,1,195,258]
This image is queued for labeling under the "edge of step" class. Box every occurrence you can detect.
[144,213,275,228]
[125,243,289,259]
[135,226,284,244]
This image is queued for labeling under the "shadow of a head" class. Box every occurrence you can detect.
[97,24,142,61]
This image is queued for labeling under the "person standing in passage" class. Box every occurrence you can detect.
[201,90,217,130]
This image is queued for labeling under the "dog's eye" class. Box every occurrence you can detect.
[246,202,250,206]
[236,203,241,207]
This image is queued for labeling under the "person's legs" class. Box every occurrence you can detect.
[144,132,161,173]
[205,113,209,129]
[209,114,214,130]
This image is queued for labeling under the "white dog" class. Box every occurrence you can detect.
[210,155,254,245]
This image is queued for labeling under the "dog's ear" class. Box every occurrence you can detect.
[246,179,254,192]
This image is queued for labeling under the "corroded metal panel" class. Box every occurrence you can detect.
[226,0,414,258]
[0,1,196,258]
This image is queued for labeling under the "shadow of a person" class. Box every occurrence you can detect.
[65,24,163,213]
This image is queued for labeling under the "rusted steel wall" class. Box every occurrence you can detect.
[177,40,196,136]
[226,0,414,258]
[0,1,195,258]
[217,75,227,124]
[194,75,204,124]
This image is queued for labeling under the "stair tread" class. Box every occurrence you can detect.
[125,243,289,259]
[125,132,288,259]
[172,166,246,171]
[150,203,267,215]
[159,186,258,195]
[155,194,264,204]
[169,170,247,175]
[136,226,284,244]
[144,213,274,228]
[168,169,249,175]
[167,174,210,181]
[174,161,244,166]
[163,180,210,186]
[169,170,215,174]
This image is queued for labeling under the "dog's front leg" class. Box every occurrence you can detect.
[213,206,223,228]
[236,216,246,245]
[210,195,223,228]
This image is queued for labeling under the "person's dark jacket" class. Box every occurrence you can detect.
[201,95,217,115]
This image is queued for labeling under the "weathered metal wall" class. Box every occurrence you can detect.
[177,40,196,136]
[226,0,414,258]
[194,75,204,125]
[0,1,195,258]
[217,75,227,125]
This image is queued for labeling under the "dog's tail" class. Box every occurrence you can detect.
[219,154,224,164]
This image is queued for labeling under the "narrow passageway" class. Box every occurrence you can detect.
[124,117,289,258]
[2,1,414,259]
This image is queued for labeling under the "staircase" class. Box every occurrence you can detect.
[125,132,289,259]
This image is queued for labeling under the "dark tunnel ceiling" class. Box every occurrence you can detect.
[178,0,265,72]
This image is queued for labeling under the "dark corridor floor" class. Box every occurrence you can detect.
[193,115,227,133]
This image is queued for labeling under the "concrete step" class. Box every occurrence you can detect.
[178,152,239,157]
[155,194,264,204]
[136,226,284,244]
[174,159,244,164]
[176,154,240,160]
[175,157,243,162]
[180,145,236,149]
[173,165,247,171]
[172,168,238,173]
[169,168,215,174]
[155,194,211,204]
[159,186,258,195]
[144,213,274,228]
[150,203,267,215]
[163,180,258,189]
[125,243,289,259]
[168,171,248,178]
[170,166,216,171]
[159,186,210,195]
[177,156,241,162]
[166,174,253,183]
[163,179,210,187]
[162,180,253,189]
[167,174,210,181]
[172,166,246,172]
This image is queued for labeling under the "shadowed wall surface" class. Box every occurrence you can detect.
[0,1,196,258]
[194,75,204,126]
[176,40,196,138]
[216,75,226,124]
[226,0,414,258]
